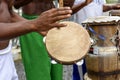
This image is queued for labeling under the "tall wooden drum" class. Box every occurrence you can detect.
[82,16,120,47]
[82,16,120,80]
[85,47,120,80]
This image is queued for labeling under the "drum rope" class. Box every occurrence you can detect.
[116,21,120,58]
[115,30,120,56]
[115,20,120,79]
[88,26,105,40]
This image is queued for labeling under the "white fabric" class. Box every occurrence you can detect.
[0,42,18,80]
[74,0,106,24]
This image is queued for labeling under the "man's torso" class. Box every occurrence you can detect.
[22,1,55,15]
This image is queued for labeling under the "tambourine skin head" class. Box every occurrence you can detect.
[45,21,91,65]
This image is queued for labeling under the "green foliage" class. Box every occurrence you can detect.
[106,0,119,3]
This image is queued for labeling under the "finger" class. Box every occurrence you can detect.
[49,22,67,29]
[51,14,71,22]
[45,7,71,13]
[54,7,72,11]
[50,7,72,17]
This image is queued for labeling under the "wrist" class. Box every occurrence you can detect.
[27,20,37,32]
[82,2,88,6]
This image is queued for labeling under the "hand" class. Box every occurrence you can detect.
[85,0,93,5]
[31,7,72,32]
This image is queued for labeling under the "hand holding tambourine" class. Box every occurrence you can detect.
[45,21,91,65]
[44,0,91,65]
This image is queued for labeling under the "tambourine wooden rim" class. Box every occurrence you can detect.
[45,21,91,65]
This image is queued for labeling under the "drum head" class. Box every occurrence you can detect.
[45,21,91,65]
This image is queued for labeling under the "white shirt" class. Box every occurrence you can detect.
[74,0,106,24]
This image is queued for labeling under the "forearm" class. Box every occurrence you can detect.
[72,2,87,14]
[103,5,113,12]
[0,7,72,40]
[0,21,34,40]
[103,4,120,12]
[63,0,75,7]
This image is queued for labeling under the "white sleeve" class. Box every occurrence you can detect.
[94,0,106,4]
[74,0,85,5]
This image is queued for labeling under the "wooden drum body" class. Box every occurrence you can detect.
[85,47,120,80]
[82,16,120,80]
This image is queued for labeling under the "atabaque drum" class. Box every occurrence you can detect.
[82,16,120,47]
[82,16,120,80]
[45,21,91,65]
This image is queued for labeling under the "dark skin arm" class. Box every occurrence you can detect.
[63,0,75,7]
[57,0,93,14]
[71,0,93,14]
[14,0,92,14]
[13,0,92,36]
[59,0,93,14]
[103,4,120,12]
[0,7,72,40]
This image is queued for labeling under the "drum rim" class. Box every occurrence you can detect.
[45,21,91,65]
[82,21,118,26]
[46,46,90,65]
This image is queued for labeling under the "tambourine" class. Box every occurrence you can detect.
[45,21,91,65]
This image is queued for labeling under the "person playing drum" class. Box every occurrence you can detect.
[0,0,73,80]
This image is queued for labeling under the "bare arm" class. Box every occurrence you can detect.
[0,7,72,40]
[72,0,93,14]
[63,0,75,7]
[103,4,120,12]
[0,21,34,40]
[63,0,93,14]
